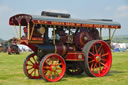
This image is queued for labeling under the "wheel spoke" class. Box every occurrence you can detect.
[102,52,108,57]
[92,46,95,53]
[51,57,55,64]
[57,63,62,66]
[96,67,100,74]
[38,69,40,76]
[99,48,103,55]
[29,59,34,65]
[46,71,52,78]
[100,62,107,68]
[95,45,98,54]
[54,72,57,79]
[90,63,94,71]
[88,59,95,63]
[88,56,93,59]
[56,67,62,70]
[26,64,33,66]
[55,59,59,65]
[27,67,34,71]
[98,44,102,54]
[50,58,53,65]
[30,69,35,75]
[98,63,101,72]
[56,70,61,75]
[89,51,95,57]
[50,73,53,79]
[101,58,106,61]
[32,56,37,63]
[46,58,50,63]
[34,69,36,76]
[45,62,50,66]
[92,63,96,72]
[47,58,53,65]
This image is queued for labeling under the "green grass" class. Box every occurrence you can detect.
[0,52,128,85]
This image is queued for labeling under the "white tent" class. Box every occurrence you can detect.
[17,44,32,52]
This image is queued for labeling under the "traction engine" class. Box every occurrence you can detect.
[7,38,20,55]
[9,11,121,82]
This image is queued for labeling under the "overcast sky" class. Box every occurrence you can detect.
[0,0,128,40]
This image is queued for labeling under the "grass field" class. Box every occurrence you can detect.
[0,52,128,85]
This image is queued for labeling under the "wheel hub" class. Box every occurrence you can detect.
[33,63,39,69]
[84,37,88,40]
[51,66,56,71]
[96,56,101,62]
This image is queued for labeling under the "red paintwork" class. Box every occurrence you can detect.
[40,54,66,82]
[9,14,32,25]
[65,52,84,61]
[32,20,121,29]
[8,12,118,82]
[19,40,37,52]
[87,40,112,77]
[24,53,41,79]
[9,14,121,29]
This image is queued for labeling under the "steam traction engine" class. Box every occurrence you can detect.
[9,11,121,82]
[7,38,20,55]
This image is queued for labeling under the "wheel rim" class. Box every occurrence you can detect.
[40,54,66,82]
[87,41,112,77]
[24,53,41,79]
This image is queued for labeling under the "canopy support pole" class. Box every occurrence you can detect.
[27,23,30,40]
[19,24,21,40]
[14,25,18,39]
[30,24,35,40]
[111,29,116,40]
[100,28,102,39]
[109,29,111,40]
[53,26,56,45]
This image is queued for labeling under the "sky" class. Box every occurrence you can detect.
[0,0,128,40]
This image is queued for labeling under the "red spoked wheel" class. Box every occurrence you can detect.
[23,53,41,79]
[39,53,66,82]
[83,40,112,77]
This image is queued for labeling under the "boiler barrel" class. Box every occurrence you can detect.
[37,44,76,56]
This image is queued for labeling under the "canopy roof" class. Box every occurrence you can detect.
[9,14,121,29]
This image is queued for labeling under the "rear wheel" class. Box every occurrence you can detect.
[83,40,112,77]
[23,53,41,79]
[39,53,66,82]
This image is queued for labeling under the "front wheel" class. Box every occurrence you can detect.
[39,53,66,82]
[83,40,112,77]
